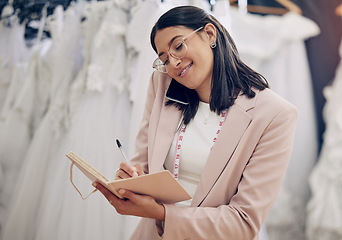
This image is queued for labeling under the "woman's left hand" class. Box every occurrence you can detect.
[93,182,165,221]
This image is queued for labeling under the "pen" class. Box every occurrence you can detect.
[116,139,128,163]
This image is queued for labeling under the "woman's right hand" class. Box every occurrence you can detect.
[115,162,145,180]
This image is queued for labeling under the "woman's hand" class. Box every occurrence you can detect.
[115,162,145,180]
[93,182,165,221]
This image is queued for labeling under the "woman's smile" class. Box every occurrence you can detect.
[179,62,193,78]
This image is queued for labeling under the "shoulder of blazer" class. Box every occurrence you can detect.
[234,88,297,117]
[255,88,297,112]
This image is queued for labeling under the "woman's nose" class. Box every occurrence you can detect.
[168,55,181,68]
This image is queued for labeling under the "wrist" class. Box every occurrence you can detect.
[156,204,165,221]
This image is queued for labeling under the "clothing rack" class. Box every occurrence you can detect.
[229,0,302,15]
[0,0,74,23]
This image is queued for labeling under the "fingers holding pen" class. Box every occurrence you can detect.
[115,167,135,180]
[133,164,145,176]
[115,162,144,180]
[115,139,145,179]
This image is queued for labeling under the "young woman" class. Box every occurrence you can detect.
[93,5,297,240]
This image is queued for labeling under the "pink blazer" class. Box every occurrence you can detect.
[129,71,297,240]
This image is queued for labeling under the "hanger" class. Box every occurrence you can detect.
[209,0,216,12]
[229,0,302,15]
[0,2,18,27]
[36,2,49,43]
[1,0,14,18]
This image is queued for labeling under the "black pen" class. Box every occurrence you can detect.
[116,139,128,163]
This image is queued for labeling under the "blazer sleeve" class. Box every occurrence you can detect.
[129,71,158,173]
[161,103,298,240]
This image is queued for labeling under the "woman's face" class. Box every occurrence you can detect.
[154,25,215,102]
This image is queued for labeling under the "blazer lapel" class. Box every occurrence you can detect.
[149,101,182,173]
[191,94,255,207]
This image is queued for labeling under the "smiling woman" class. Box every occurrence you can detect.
[149,6,270,126]
[93,5,298,240]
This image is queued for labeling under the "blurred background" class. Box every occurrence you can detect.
[0,0,341,239]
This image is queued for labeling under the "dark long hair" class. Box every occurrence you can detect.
[150,6,269,125]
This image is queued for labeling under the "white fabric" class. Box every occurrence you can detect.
[212,0,232,32]
[3,4,84,240]
[0,13,31,233]
[0,10,30,113]
[306,37,342,240]
[68,1,109,116]
[1,2,137,240]
[33,3,135,240]
[0,40,51,229]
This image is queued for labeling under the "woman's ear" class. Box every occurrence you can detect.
[203,23,217,43]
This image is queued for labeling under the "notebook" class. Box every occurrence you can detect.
[66,151,191,204]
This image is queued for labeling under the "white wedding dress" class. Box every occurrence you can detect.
[306,37,342,240]
[2,4,84,240]
[0,8,31,236]
[34,2,135,240]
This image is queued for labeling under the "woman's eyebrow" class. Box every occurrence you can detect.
[158,35,184,57]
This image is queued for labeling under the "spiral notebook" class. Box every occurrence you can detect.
[66,151,191,204]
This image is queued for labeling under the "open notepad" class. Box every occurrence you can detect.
[66,152,191,204]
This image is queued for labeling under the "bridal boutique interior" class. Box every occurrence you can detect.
[0,0,341,239]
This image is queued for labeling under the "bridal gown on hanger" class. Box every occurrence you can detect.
[0,13,31,119]
[0,13,13,114]
[0,4,28,114]
[228,8,320,240]
[2,3,84,240]
[0,9,31,236]
[306,37,342,240]
[34,2,135,240]
[67,1,109,117]
[0,39,52,238]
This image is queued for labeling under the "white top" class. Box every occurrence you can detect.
[164,101,224,206]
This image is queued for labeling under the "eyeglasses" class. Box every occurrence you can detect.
[153,26,204,73]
